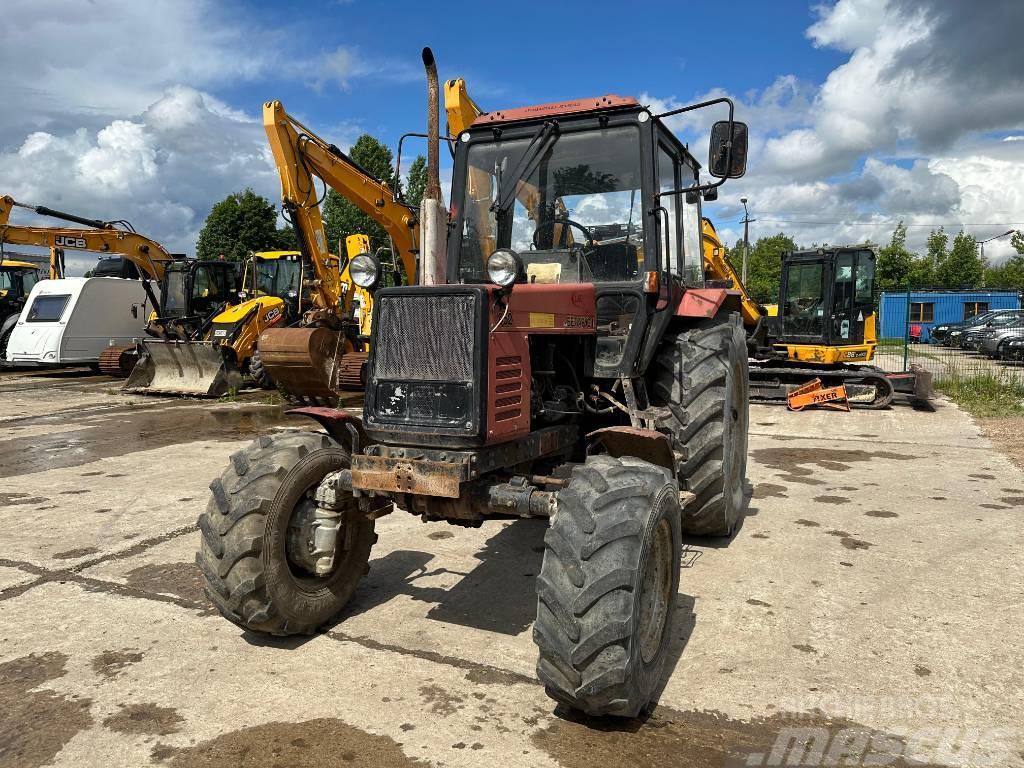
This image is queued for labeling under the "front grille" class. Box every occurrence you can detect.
[374,294,475,382]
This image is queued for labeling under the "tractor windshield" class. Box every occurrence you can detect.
[162,268,188,315]
[457,125,644,284]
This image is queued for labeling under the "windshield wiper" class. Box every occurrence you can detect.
[491,119,560,214]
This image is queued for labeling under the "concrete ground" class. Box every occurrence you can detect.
[1,368,1022,768]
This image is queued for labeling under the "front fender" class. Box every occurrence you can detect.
[287,407,368,454]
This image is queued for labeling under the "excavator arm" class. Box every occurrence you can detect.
[701,217,763,329]
[0,196,172,283]
[262,101,418,314]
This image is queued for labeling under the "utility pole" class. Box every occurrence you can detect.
[740,197,755,285]
[976,229,1015,261]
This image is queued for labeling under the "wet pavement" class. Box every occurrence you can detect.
[0,368,1022,767]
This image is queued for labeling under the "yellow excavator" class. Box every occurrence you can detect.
[700,218,931,407]
[253,100,423,403]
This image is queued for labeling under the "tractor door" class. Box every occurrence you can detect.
[827,249,874,346]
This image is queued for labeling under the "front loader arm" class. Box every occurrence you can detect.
[0,196,171,282]
[701,217,762,329]
[262,101,419,312]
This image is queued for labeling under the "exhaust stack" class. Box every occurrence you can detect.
[419,47,447,285]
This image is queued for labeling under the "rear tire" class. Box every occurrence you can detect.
[534,455,681,718]
[650,314,748,536]
[0,326,12,363]
[196,431,375,635]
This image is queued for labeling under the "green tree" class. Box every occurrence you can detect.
[196,189,292,261]
[936,230,983,289]
[876,222,915,290]
[726,233,797,304]
[322,134,397,255]
[403,155,428,209]
[1011,230,1024,256]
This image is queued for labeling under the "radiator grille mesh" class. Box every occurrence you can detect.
[374,294,476,382]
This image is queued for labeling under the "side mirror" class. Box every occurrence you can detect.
[708,120,748,179]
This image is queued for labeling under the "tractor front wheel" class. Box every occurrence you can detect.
[534,455,681,717]
[196,431,375,635]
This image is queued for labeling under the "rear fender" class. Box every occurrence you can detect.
[674,288,742,320]
[287,407,368,455]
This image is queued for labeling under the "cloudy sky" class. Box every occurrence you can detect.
[2,0,1023,274]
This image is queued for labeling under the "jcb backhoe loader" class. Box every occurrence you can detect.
[124,250,301,396]
[0,257,42,360]
[198,47,751,719]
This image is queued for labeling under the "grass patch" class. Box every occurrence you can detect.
[936,373,1024,417]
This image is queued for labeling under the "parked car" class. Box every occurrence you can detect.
[932,312,997,344]
[979,320,1024,358]
[1004,337,1024,362]
[953,310,1024,349]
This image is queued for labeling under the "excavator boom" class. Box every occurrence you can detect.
[256,101,422,403]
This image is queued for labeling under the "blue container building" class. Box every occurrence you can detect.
[878,290,1021,342]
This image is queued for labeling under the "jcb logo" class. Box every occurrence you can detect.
[55,235,86,248]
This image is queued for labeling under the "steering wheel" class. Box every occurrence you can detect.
[532,217,596,252]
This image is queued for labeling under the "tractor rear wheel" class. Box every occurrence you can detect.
[651,314,749,536]
[196,431,375,635]
[534,455,681,717]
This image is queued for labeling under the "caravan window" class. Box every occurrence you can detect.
[27,294,71,322]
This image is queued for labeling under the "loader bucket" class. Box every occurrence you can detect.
[257,327,349,403]
[123,340,241,397]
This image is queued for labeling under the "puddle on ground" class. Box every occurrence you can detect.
[0,652,93,768]
[865,510,898,518]
[969,473,995,480]
[426,530,454,540]
[0,405,299,478]
[154,718,429,767]
[752,447,915,479]
[53,546,100,560]
[418,683,465,716]
[999,497,1024,506]
[124,562,208,607]
[752,483,788,499]
[794,519,821,527]
[104,703,183,735]
[0,493,48,507]
[91,649,144,679]
[533,705,958,768]
[813,495,850,505]
[980,503,1010,510]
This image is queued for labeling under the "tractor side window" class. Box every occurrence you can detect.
[657,145,680,274]
[782,262,825,338]
[193,267,212,298]
[0,271,12,292]
[681,184,704,286]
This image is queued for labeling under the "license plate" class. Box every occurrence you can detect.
[213,329,227,338]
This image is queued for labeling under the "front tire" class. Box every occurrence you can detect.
[650,314,749,536]
[248,350,273,389]
[196,431,375,635]
[534,455,681,718]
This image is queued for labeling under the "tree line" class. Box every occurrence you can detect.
[194,134,427,265]
[727,224,1024,304]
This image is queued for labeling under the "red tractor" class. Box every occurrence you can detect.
[198,50,750,718]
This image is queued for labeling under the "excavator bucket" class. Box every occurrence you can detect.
[123,340,241,397]
[257,327,362,404]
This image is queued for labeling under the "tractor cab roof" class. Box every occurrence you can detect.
[470,95,640,128]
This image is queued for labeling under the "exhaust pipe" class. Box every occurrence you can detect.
[419,47,447,285]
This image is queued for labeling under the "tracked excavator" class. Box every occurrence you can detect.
[699,219,931,407]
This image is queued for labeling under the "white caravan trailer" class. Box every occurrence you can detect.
[4,277,149,366]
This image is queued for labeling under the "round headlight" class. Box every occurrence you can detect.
[349,253,380,289]
[487,249,522,287]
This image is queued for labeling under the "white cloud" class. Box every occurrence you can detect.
[0,88,278,273]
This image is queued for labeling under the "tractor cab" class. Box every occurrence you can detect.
[241,251,303,322]
[769,247,877,363]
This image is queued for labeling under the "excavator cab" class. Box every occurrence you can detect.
[156,259,239,333]
[770,247,877,363]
